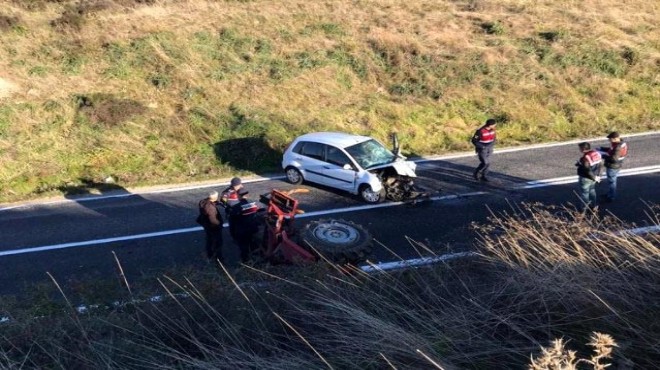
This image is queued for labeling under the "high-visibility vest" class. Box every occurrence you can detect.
[584,150,602,168]
[612,142,628,159]
[478,128,496,144]
[221,187,240,206]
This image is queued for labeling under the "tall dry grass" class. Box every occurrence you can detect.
[0,204,657,368]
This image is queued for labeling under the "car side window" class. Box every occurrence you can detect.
[325,146,352,167]
[291,141,305,154]
[299,141,324,160]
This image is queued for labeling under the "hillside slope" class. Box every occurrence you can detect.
[0,0,658,202]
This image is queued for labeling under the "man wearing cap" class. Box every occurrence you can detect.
[197,191,224,262]
[471,118,497,182]
[227,191,261,263]
[220,177,244,210]
[221,177,245,239]
[599,132,628,202]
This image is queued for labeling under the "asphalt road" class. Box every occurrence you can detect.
[1,133,658,296]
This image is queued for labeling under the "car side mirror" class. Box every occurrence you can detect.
[391,133,402,157]
[343,164,353,171]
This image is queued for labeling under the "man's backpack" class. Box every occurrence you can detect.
[618,142,628,158]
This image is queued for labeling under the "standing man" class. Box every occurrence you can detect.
[471,118,497,182]
[221,177,245,240]
[576,142,603,211]
[197,191,224,262]
[220,177,244,210]
[599,132,627,202]
[227,191,261,263]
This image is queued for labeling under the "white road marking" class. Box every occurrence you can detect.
[360,251,478,273]
[415,130,660,164]
[0,227,201,257]
[0,192,487,257]
[2,130,658,211]
[623,225,660,235]
[515,165,660,189]
[0,176,285,211]
[359,223,660,273]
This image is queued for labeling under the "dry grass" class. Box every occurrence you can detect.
[0,0,658,201]
[0,205,657,369]
[529,332,618,370]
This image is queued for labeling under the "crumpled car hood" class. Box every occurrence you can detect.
[369,160,417,177]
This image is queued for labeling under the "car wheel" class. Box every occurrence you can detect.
[299,219,372,265]
[285,166,304,185]
[359,184,384,203]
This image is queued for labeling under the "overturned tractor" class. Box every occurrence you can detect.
[255,189,373,265]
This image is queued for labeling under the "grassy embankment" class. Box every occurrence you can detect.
[0,0,658,203]
[0,206,657,369]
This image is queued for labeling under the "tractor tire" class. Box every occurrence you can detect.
[299,219,372,265]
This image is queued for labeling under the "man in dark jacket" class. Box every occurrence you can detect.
[220,177,244,213]
[227,191,261,263]
[576,142,603,211]
[197,191,223,262]
[221,177,246,239]
[471,118,497,182]
[599,132,627,202]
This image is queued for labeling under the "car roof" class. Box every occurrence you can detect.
[294,132,373,148]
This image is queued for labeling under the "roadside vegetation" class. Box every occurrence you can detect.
[1,205,657,369]
[0,0,658,202]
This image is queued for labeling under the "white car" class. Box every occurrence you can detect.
[282,132,423,203]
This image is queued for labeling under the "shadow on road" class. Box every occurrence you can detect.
[414,159,531,199]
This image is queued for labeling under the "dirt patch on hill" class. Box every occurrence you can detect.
[0,15,21,32]
[75,93,147,127]
[0,78,19,98]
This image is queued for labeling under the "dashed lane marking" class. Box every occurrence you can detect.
[514,165,660,189]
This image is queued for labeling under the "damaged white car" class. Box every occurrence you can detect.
[282,132,427,203]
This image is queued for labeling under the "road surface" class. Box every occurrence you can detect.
[1,132,658,296]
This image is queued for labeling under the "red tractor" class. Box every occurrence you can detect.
[256,189,373,265]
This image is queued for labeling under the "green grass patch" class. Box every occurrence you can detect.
[0,0,658,202]
[0,105,13,138]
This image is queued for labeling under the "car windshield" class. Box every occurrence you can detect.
[345,139,396,169]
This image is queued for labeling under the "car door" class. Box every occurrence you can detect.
[295,141,327,184]
[322,145,357,191]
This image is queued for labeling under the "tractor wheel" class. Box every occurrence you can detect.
[299,219,372,265]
